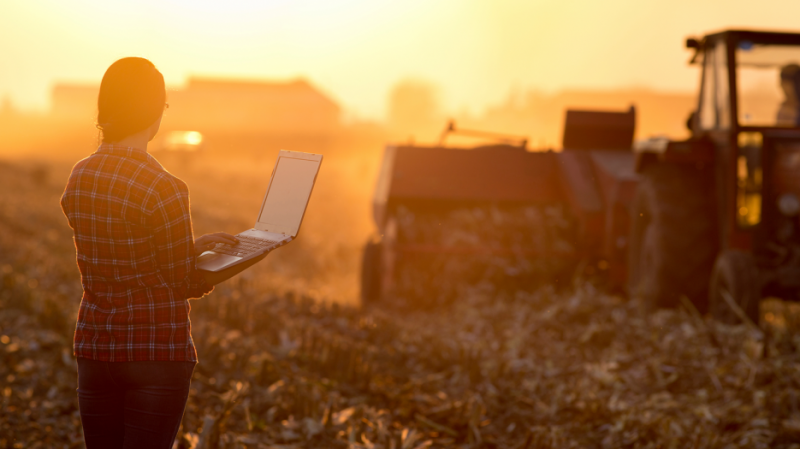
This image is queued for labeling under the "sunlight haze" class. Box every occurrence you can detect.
[3,0,800,118]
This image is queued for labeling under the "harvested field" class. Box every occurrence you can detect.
[2,151,800,449]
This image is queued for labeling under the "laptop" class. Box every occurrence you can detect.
[196,150,322,272]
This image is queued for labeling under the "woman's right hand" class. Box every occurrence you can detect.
[194,233,239,256]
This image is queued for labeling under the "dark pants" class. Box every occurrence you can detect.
[77,357,196,449]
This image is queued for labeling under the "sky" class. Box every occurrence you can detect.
[3,0,800,119]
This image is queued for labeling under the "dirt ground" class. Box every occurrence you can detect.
[2,139,800,448]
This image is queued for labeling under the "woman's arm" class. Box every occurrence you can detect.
[194,233,268,285]
[201,252,268,286]
[150,176,269,293]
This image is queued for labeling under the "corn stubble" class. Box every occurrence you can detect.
[2,160,800,448]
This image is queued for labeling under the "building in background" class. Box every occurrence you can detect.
[49,77,342,136]
[167,78,340,135]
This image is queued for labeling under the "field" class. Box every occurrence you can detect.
[2,138,800,449]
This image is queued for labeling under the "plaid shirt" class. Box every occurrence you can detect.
[60,144,212,362]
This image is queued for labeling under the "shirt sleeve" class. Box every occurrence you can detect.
[60,174,77,230]
[60,190,73,230]
[149,176,213,299]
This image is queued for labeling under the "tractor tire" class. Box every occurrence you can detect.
[360,239,382,305]
[628,162,717,312]
[709,250,760,325]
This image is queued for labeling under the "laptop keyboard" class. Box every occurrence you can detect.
[212,235,279,257]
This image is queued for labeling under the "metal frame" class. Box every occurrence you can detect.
[437,120,528,148]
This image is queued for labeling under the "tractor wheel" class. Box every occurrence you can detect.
[628,162,717,312]
[360,238,382,305]
[709,250,760,325]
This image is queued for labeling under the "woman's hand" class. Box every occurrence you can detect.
[194,233,239,256]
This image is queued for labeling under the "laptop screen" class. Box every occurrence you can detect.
[257,155,320,236]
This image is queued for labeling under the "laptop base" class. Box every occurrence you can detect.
[196,229,291,272]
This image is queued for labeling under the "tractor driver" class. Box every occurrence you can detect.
[777,63,800,126]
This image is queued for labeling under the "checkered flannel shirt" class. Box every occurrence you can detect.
[60,144,213,362]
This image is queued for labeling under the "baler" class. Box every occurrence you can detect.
[361,107,639,304]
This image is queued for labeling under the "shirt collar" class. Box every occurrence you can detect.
[95,144,151,163]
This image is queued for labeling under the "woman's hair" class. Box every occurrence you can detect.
[97,57,166,143]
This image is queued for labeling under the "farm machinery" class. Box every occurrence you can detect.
[362,29,800,326]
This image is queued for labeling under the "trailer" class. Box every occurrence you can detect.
[361,107,639,304]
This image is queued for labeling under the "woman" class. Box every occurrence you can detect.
[61,57,262,448]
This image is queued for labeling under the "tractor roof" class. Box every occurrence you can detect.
[698,29,800,46]
[688,29,800,65]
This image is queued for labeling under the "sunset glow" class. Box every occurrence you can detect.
[4,0,800,119]
[6,2,800,447]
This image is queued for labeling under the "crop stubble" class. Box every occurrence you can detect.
[1,155,800,448]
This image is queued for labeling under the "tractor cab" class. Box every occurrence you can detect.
[691,30,800,131]
[689,30,800,240]
[632,30,800,324]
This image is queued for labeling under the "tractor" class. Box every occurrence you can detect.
[362,29,800,327]
[631,29,800,324]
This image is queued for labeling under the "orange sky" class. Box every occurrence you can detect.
[3,0,800,119]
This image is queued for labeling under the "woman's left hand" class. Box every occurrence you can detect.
[194,233,239,255]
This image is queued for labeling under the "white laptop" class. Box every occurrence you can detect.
[196,150,322,272]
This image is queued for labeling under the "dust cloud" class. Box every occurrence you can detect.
[0,76,713,304]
